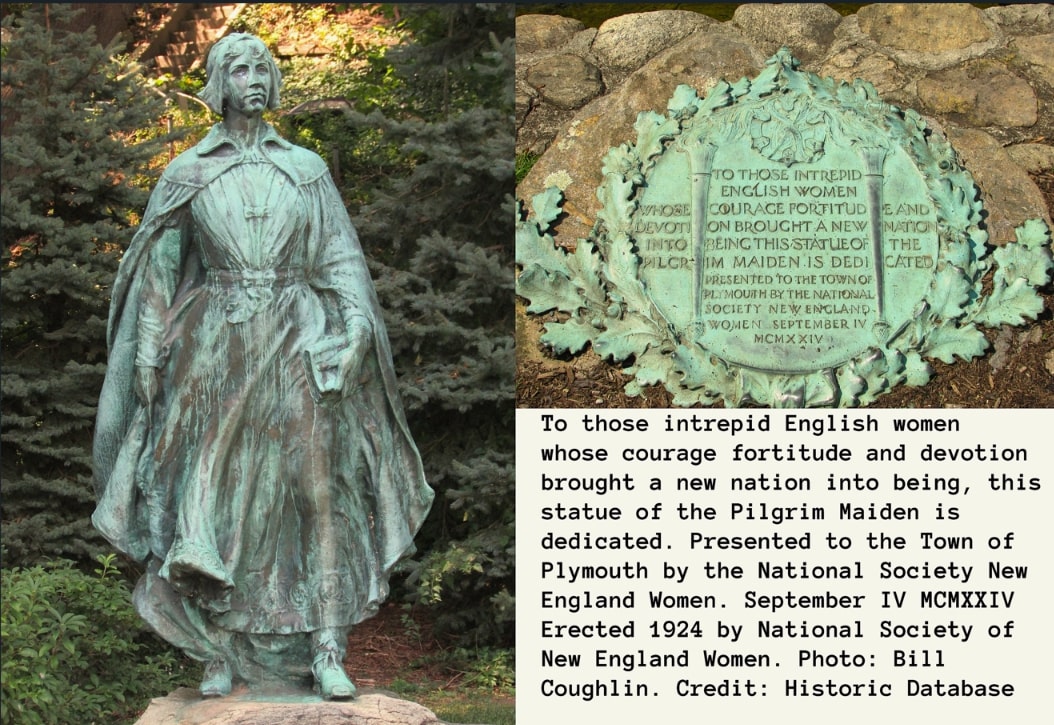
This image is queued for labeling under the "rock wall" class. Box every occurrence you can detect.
[516,3,1053,246]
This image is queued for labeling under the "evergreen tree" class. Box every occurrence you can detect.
[382,3,513,119]
[1,4,169,565]
[348,4,516,645]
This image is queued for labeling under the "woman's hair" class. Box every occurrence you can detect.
[197,33,282,116]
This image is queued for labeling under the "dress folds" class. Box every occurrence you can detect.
[92,124,433,681]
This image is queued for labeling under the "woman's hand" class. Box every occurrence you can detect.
[338,324,370,395]
[302,324,371,405]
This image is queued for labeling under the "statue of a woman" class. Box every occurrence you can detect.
[92,33,433,700]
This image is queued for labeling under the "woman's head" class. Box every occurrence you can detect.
[198,33,282,116]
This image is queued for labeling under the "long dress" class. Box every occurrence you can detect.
[92,124,433,683]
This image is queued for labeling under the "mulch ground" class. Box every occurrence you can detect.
[517,170,1054,409]
[345,602,455,689]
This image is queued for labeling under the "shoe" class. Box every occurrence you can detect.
[200,658,232,698]
[313,651,357,700]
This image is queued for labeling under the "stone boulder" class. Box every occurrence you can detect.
[134,687,445,725]
[525,54,603,109]
[856,3,993,52]
[985,4,1054,35]
[831,3,1003,73]
[732,3,842,63]
[917,60,1038,128]
[1011,33,1054,87]
[517,4,1051,246]
[818,44,908,97]
[591,10,713,70]
[520,30,762,244]
[516,14,584,54]
[1007,143,1054,174]
[945,128,1052,244]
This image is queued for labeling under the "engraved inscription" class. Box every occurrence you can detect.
[515,48,1050,408]
[637,137,938,372]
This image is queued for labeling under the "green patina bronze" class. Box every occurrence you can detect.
[517,49,1052,407]
[92,34,433,698]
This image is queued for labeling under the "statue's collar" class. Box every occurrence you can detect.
[195,123,292,156]
[164,122,323,188]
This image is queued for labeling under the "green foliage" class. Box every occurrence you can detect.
[383,4,513,118]
[386,669,516,724]
[227,5,411,208]
[459,647,515,691]
[428,696,515,725]
[516,151,540,184]
[0,4,172,565]
[1,554,200,725]
[414,645,515,692]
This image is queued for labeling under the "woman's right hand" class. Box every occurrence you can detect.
[135,365,160,406]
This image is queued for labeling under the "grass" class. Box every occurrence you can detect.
[388,678,515,725]
[423,690,515,724]
[377,642,515,724]
[516,152,540,184]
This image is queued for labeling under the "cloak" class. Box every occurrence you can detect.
[92,124,433,662]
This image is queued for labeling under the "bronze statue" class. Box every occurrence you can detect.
[92,33,433,699]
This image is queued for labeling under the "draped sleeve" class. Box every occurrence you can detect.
[308,175,375,339]
[135,215,190,369]
[290,155,434,569]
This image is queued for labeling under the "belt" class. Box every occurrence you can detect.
[205,268,306,323]
[206,268,306,287]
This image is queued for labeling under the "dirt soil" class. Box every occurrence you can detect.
[517,171,1054,409]
[345,602,454,689]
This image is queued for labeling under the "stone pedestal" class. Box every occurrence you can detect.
[135,686,444,725]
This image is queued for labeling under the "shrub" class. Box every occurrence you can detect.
[0,555,199,725]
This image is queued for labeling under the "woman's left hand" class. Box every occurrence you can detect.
[302,324,371,405]
[338,324,370,395]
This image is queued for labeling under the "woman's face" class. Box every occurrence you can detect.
[223,46,271,117]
